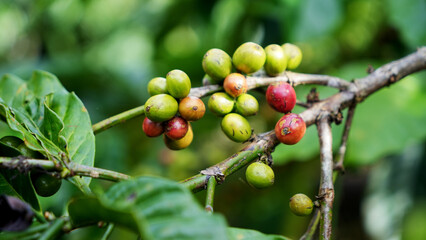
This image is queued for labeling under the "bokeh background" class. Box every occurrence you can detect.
[0,0,425,239]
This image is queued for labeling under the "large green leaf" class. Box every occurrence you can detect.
[68,176,230,239]
[0,71,95,185]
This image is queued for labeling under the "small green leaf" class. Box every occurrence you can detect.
[227,227,291,240]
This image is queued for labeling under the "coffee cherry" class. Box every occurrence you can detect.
[266,82,296,113]
[232,42,266,74]
[164,124,193,150]
[142,117,164,137]
[166,69,191,99]
[145,94,178,122]
[264,44,287,76]
[165,116,189,140]
[202,74,214,86]
[179,96,205,121]
[282,43,302,70]
[208,92,235,117]
[0,136,23,148]
[147,77,168,96]
[245,162,274,189]
[289,193,313,216]
[223,73,248,98]
[17,143,42,158]
[235,94,259,117]
[221,113,252,142]
[275,113,306,145]
[202,48,233,82]
[31,172,62,197]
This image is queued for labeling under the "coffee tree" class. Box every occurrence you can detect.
[0,36,425,239]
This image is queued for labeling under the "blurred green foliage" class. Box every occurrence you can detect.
[0,0,425,239]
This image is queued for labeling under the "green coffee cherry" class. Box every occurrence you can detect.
[221,113,252,142]
[282,43,302,70]
[264,44,287,76]
[289,193,314,216]
[144,94,178,122]
[166,69,191,99]
[235,94,259,117]
[17,143,42,158]
[202,48,233,82]
[0,136,23,157]
[202,74,214,86]
[232,42,266,74]
[31,172,62,197]
[245,162,274,189]
[208,92,234,117]
[147,77,168,96]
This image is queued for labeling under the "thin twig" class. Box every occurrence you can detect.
[205,176,217,213]
[39,218,66,240]
[101,224,115,240]
[334,104,356,172]
[92,105,145,135]
[317,116,334,240]
[300,208,321,240]
[0,157,131,182]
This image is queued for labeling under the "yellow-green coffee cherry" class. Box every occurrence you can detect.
[147,77,168,96]
[208,92,234,117]
[164,124,193,150]
[264,44,287,76]
[232,42,266,74]
[166,69,191,99]
[245,162,274,189]
[289,193,314,216]
[221,113,252,142]
[202,48,233,83]
[202,74,214,86]
[144,94,178,122]
[282,43,302,70]
[235,94,259,116]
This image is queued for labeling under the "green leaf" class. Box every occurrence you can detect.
[68,176,229,240]
[227,227,291,240]
[0,71,95,186]
[0,171,41,212]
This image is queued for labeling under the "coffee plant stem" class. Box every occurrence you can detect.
[92,105,145,134]
[317,117,334,240]
[39,218,67,240]
[300,208,321,240]
[205,176,217,213]
[334,104,356,172]
[101,224,115,240]
[0,157,130,182]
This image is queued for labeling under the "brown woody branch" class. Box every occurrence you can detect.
[317,117,334,240]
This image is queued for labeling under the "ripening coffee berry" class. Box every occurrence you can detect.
[266,82,296,113]
[221,113,252,142]
[166,69,191,99]
[289,193,314,216]
[223,73,248,98]
[233,42,266,74]
[202,74,214,86]
[30,172,62,197]
[202,48,233,82]
[208,92,235,117]
[179,96,205,121]
[142,117,164,137]
[264,44,287,76]
[235,94,259,117]
[145,94,178,122]
[282,43,302,70]
[164,124,193,150]
[165,116,189,140]
[275,113,306,145]
[147,77,168,96]
[245,162,274,189]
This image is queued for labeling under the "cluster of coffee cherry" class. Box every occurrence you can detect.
[142,70,206,150]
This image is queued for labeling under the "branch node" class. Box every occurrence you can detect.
[366,64,375,74]
[307,88,320,103]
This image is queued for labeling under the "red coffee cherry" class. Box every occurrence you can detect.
[165,116,189,140]
[142,117,164,137]
[223,73,248,98]
[275,113,306,145]
[266,82,296,113]
[178,96,206,121]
